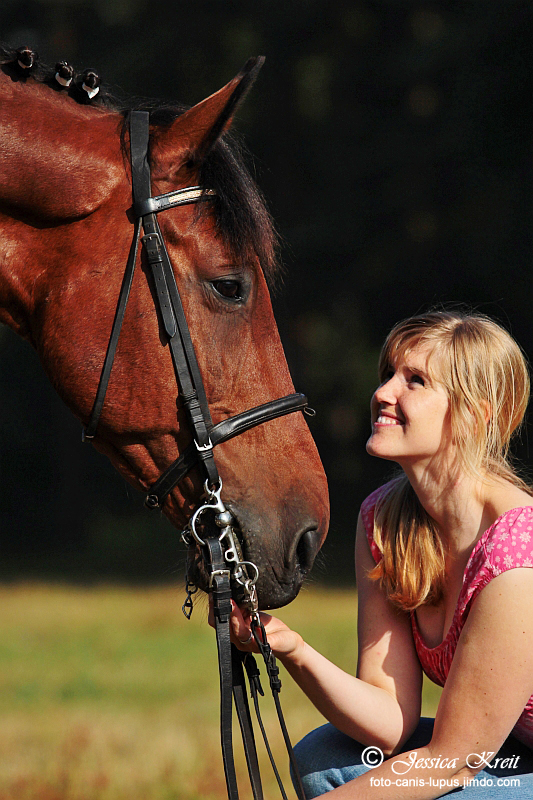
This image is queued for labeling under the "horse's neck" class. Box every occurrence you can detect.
[0,73,124,220]
[0,75,129,341]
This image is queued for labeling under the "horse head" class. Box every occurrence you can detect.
[0,51,329,609]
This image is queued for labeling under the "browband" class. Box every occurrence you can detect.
[133,186,216,218]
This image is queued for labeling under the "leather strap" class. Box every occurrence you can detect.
[206,537,240,800]
[143,212,214,432]
[133,186,215,218]
[246,654,289,800]
[83,217,142,440]
[130,110,151,205]
[206,534,306,800]
[83,110,217,479]
[206,536,268,800]
[140,210,219,487]
[252,617,306,800]
[232,647,264,800]
[130,108,219,489]
[145,393,309,509]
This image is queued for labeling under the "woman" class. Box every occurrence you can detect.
[229,310,533,798]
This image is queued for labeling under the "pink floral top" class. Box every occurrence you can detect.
[361,483,533,748]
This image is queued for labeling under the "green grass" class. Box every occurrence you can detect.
[0,584,441,799]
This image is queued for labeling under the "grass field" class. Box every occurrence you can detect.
[0,584,442,800]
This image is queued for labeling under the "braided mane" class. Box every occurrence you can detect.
[0,43,280,283]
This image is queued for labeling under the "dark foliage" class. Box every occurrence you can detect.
[0,1,531,583]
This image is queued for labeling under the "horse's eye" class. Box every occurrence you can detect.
[212,280,243,300]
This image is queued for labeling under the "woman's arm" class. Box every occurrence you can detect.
[229,512,423,754]
[354,509,423,750]
[321,566,533,799]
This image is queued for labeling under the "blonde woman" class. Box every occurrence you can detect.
[230,310,533,798]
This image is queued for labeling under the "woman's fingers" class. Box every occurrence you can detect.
[231,602,256,648]
[208,601,299,657]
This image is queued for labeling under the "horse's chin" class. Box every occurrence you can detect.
[185,546,304,611]
[253,578,303,611]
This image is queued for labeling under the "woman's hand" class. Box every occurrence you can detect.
[208,599,305,663]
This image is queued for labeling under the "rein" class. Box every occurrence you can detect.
[83,110,307,799]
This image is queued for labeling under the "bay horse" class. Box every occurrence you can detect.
[0,46,329,609]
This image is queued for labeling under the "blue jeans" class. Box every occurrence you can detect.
[292,719,533,797]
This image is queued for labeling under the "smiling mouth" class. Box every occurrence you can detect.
[375,415,404,425]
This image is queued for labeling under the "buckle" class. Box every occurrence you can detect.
[195,438,213,452]
[209,568,231,588]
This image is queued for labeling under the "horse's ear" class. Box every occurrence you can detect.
[152,57,264,166]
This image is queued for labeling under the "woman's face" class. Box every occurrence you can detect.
[366,343,453,469]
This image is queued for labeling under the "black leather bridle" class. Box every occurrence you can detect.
[83,110,308,506]
[83,110,307,800]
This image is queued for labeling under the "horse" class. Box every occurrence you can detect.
[0,46,329,610]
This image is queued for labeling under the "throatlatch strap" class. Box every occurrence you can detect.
[83,217,142,440]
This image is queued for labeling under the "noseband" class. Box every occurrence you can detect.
[83,110,306,799]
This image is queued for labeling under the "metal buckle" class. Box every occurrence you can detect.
[195,438,213,452]
[209,568,231,588]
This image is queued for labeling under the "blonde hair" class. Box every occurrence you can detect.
[369,310,531,611]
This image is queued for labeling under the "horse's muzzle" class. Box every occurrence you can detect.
[254,524,324,609]
[186,514,323,610]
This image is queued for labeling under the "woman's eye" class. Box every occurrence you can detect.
[212,280,243,300]
[410,374,425,386]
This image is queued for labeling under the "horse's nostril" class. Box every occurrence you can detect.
[295,528,320,575]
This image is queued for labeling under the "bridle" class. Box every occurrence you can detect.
[83,111,308,507]
[83,110,307,799]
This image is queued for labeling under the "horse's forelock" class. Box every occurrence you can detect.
[198,133,281,288]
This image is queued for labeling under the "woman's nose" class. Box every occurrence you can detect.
[373,376,398,405]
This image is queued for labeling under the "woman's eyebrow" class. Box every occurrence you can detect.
[403,362,434,380]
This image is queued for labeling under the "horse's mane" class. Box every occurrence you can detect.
[0,44,280,284]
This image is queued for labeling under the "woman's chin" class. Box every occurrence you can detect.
[366,437,397,461]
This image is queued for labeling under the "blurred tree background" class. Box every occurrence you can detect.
[0,0,531,585]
